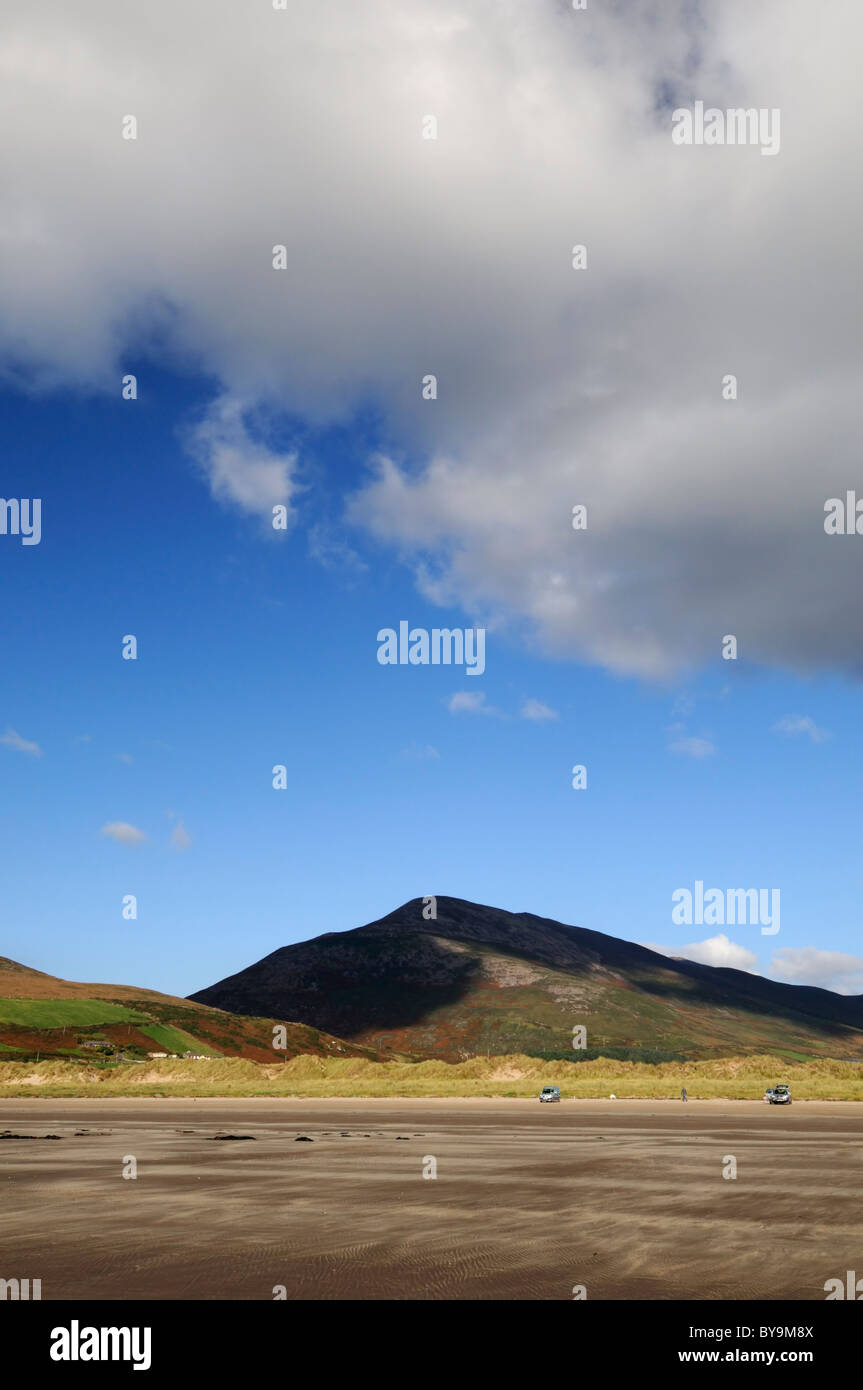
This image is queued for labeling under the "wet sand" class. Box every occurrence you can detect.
[2,1098,861,1300]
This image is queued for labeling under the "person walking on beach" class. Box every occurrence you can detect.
[681,1086,688,1102]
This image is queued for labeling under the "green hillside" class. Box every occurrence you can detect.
[139,1024,215,1055]
[0,999,142,1026]
[0,957,386,1064]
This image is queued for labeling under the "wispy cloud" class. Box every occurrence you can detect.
[170,820,191,851]
[772,715,830,744]
[116,752,133,765]
[446,691,501,717]
[100,822,147,847]
[671,692,695,719]
[401,742,440,761]
[667,735,716,759]
[1,727,42,757]
[520,698,559,722]
[307,522,367,577]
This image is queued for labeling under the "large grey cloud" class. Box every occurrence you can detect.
[2,0,861,677]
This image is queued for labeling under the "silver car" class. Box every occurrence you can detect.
[539,1085,561,1103]
[764,1083,792,1105]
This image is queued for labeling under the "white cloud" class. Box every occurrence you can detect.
[0,727,42,756]
[770,947,863,996]
[647,934,759,972]
[116,752,133,765]
[521,698,559,722]
[668,736,716,759]
[772,715,830,744]
[100,821,147,846]
[187,395,299,520]
[170,820,191,851]
[0,3,861,678]
[446,691,499,716]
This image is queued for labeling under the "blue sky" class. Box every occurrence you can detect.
[1,1,861,1000]
[2,372,860,999]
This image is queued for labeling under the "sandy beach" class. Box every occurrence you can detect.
[2,1097,861,1300]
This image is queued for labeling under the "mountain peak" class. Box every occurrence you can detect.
[190,897,863,1061]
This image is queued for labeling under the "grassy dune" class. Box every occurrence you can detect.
[2,1053,863,1099]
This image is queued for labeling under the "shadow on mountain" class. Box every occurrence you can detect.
[193,929,486,1035]
[190,895,863,1056]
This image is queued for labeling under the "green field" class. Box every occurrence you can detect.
[0,998,144,1027]
[139,1024,214,1055]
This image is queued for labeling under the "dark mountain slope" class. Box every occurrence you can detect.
[190,897,863,1061]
